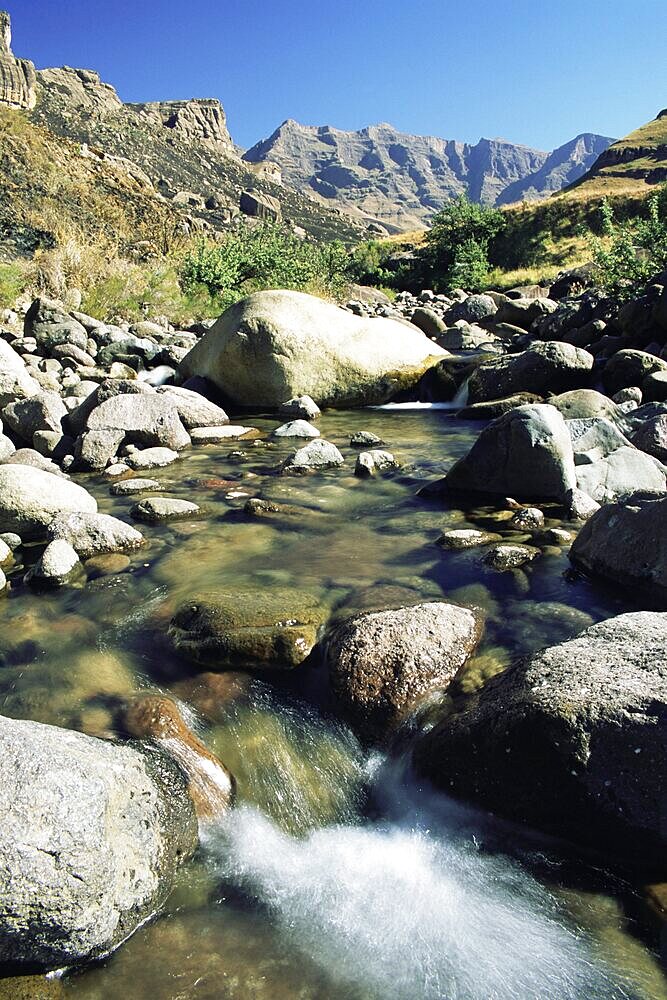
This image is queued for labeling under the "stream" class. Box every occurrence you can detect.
[1,407,665,999]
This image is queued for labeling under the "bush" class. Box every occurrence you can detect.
[420,196,506,292]
[179,223,351,306]
[589,188,667,299]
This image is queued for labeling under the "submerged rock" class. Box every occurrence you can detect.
[0,714,197,969]
[354,449,398,477]
[482,543,540,571]
[282,438,344,473]
[131,497,201,523]
[413,612,667,867]
[325,602,482,740]
[570,491,667,607]
[179,290,444,408]
[169,588,327,670]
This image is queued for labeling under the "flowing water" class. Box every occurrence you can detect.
[0,408,665,999]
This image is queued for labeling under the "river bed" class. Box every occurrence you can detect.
[0,408,664,999]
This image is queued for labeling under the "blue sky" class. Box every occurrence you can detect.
[10,0,667,152]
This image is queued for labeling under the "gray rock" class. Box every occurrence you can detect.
[68,379,154,436]
[510,507,545,530]
[277,395,321,421]
[483,543,540,570]
[575,446,666,503]
[630,413,667,462]
[550,391,623,426]
[47,512,144,558]
[410,306,447,337]
[87,394,190,451]
[325,602,482,740]
[125,446,179,470]
[0,339,41,407]
[132,497,201,523]
[566,417,633,465]
[443,404,576,501]
[613,386,642,405]
[190,425,259,443]
[436,528,501,549]
[350,430,384,447]
[564,487,601,521]
[445,294,497,325]
[272,419,320,439]
[3,391,66,442]
[27,538,81,587]
[0,714,197,969]
[467,342,593,403]
[602,349,667,396]
[570,492,667,606]
[23,297,88,351]
[154,385,229,430]
[642,370,667,402]
[354,449,398,477]
[494,296,557,330]
[4,448,67,477]
[414,612,667,865]
[0,433,15,461]
[0,465,96,536]
[75,427,126,470]
[282,438,345,473]
[110,478,163,496]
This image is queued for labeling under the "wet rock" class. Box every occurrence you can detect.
[542,526,573,545]
[436,528,502,550]
[0,714,197,969]
[46,512,144,558]
[325,602,482,740]
[170,671,252,718]
[125,446,179,470]
[85,553,131,578]
[154,385,229,430]
[169,588,327,670]
[575,446,665,504]
[510,507,545,530]
[602,350,667,396]
[441,404,576,501]
[564,487,601,521]
[467,342,593,404]
[180,290,445,408]
[190,425,260,443]
[483,543,540,571]
[413,612,667,866]
[277,395,321,421]
[570,492,667,606]
[122,694,234,823]
[350,430,385,447]
[0,465,96,537]
[132,497,201,523]
[354,449,399,477]
[282,439,344,473]
[456,392,542,420]
[272,419,320,439]
[243,497,306,519]
[104,462,131,477]
[27,539,81,587]
[110,478,164,496]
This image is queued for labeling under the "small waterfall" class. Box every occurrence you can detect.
[452,373,471,407]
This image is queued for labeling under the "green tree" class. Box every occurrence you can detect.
[420,196,506,292]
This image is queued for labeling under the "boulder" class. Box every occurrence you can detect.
[440,404,576,501]
[413,612,667,866]
[46,512,144,558]
[643,370,667,402]
[482,543,540,571]
[467,342,593,403]
[154,385,229,430]
[169,588,327,670]
[26,539,81,587]
[282,439,344,473]
[74,427,126,470]
[272,419,320,439]
[23,298,88,351]
[2,391,66,444]
[0,714,197,969]
[131,498,201,523]
[325,602,482,740]
[410,306,447,337]
[566,417,633,465]
[456,392,542,420]
[0,465,96,536]
[575,446,666,503]
[125,446,179,470]
[602,350,667,396]
[354,449,398,477]
[277,395,321,421]
[0,340,41,407]
[547,389,625,424]
[493,296,557,330]
[570,492,667,606]
[179,290,445,408]
[444,294,497,325]
[631,413,667,462]
[87,394,190,451]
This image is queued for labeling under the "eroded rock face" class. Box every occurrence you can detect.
[0,12,36,110]
[180,290,445,408]
[0,714,197,969]
[570,491,667,607]
[169,588,327,670]
[413,612,667,867]
[325,602,482,740]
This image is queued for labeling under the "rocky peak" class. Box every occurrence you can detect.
[128,98,234,151]
[0,11,36,110]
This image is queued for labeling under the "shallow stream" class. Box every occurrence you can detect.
[1,408,665,999]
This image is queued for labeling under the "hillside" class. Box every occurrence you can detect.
[243,120,613,231]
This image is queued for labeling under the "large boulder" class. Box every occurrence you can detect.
[86,394,190,451]
[467,342,593,403]
[413,612,667,866]
[169,588,328,670]
[23,297,88,351]
[325,602,482,740]
[0,465,96,536]
[179,290,445,408]
[440,404,576,501]
[574,446,666,503]
[602,349,667,396]
[570,492,667,606]
[46,512,145,558]
[0,714,197,969]
[3,392,67,443]
[154,385,228,430]
[548,389,625,424]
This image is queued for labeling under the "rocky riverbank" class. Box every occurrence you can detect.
[0,276,665,991]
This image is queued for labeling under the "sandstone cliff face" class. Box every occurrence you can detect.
[243,120,613,230]
[0,11,36,110]
[127,98,235,151]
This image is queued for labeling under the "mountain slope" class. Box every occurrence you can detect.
[243,120,613,231]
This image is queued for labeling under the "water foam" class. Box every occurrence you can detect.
[206,803,635,1000]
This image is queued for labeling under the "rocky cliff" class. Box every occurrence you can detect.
[0,9,36,110]
[570,110,667,191]
[243,120,614,231]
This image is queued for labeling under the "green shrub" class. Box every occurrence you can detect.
[0,261,28,309]
[420,196,506,292]
[589,187,667,299]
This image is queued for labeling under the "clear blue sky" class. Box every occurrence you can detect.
[10,0,667,152]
